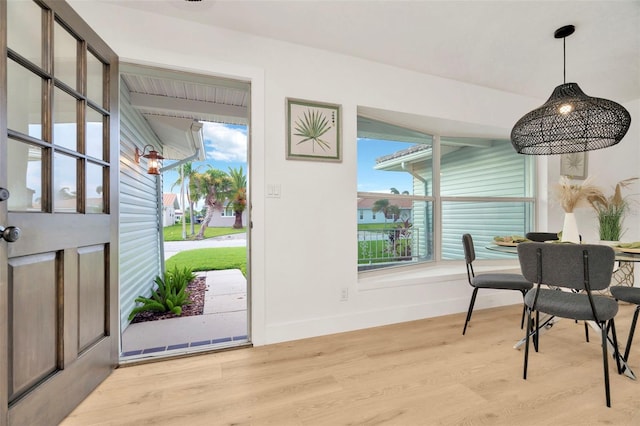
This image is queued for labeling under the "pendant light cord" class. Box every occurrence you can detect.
[563,37,566,84]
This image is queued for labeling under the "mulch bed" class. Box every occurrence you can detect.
[130,276,207,324]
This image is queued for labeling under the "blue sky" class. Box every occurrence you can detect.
[164,125,416,202]
[357,138,415,194]
[162,123,248,197]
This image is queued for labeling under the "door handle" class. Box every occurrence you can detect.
[0,188,9,202]
[0,226,20,242]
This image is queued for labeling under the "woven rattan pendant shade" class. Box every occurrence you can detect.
[511,25,632,155]
[511,82,631,155]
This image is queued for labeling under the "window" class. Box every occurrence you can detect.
[221,202,234,217]
[357,114,534,272]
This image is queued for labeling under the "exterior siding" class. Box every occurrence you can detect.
[119,78,164,332]
[439,141,531,259]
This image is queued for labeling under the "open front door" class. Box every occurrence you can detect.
[1,1,119,424]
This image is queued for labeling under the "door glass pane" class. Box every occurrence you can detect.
[53,88,77,151]
[86,162,104,213]
[54,153,77,212]
[7,59,43,139]
[7,0,42,67]
[54,21,77,90]
[86,107,104,160]
[86,51,104,107]
[7,139,43,212]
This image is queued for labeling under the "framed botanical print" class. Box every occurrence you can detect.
[286,98,342,162]
[560,152,588,179]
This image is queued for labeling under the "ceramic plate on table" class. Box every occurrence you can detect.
[495,241,519,247]
[617,247,640,254]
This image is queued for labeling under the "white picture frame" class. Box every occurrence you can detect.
[560,152,588,180]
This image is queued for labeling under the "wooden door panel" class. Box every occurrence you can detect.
[8,253,58,402]
[6,213,110,258]
[2,1,119,424]
[78,245,106,352]
[8,339,112,426]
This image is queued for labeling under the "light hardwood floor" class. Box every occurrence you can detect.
[61,304,640,425]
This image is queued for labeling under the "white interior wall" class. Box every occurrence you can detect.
[69,2,640,346]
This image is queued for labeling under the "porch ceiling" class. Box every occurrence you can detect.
[120,62,250,160]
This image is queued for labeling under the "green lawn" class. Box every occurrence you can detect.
[166,247,247,276]
[358,223,398,231]
[163,224,246,241]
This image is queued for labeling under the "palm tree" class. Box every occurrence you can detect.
[372,199,401,222]
[170,162,204,237]
[390,187,409,195]
[228,167,247,229]
[191,168,232,239]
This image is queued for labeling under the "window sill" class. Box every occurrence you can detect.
[358,259,522,291]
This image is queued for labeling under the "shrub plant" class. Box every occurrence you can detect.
[128,266,196,320]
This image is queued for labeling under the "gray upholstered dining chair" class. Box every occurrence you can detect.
[461,234,533,335]
[517,242,620,407]
[609,286,640,367]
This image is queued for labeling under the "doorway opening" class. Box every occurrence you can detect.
[117,63,251,362]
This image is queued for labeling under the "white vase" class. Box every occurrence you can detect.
[561,212,580,243]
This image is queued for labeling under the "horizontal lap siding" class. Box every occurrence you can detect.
[440,142,530,259]
[119,79,163,333]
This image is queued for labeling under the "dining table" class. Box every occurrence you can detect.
[486,241,640,380]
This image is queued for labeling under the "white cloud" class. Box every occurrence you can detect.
[202,122,247,162]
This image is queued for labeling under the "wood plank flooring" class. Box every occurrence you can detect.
[61,304,640,425]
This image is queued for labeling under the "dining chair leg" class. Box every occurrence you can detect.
[600,321,612,408]
[520,290,527,329]
[584,322,590,342]
[610,319,622,375]
[534,310,540,352]
[623,306,640,363]
[462,287,479,335]
[524,308,532,380]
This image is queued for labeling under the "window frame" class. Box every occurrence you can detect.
[357,120,535,274]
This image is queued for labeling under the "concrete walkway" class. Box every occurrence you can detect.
[121,269,248,359]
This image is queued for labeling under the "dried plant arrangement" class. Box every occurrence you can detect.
[554,176,604,213]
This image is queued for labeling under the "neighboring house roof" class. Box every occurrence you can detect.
[163,193,181,209]
[357,198,414,209]
[376,144,430,164]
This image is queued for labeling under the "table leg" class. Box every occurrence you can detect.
[513,314,558,349]
[612,261,634,287]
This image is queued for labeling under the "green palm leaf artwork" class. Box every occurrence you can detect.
[293,109,333,152]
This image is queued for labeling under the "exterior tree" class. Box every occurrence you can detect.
[372,199,401,222]
[191,168,232,240]
[390,187,409,195]
[228,166,247,229]
[170,162,204,237]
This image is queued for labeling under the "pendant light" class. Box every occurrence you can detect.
[511,25,631,155]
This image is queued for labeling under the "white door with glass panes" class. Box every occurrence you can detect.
[1,1,119,424]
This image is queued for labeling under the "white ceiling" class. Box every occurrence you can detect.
[104,0,640,103]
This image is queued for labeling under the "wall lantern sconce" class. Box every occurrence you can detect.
[135,144,164,175]
[511,25,631,155]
